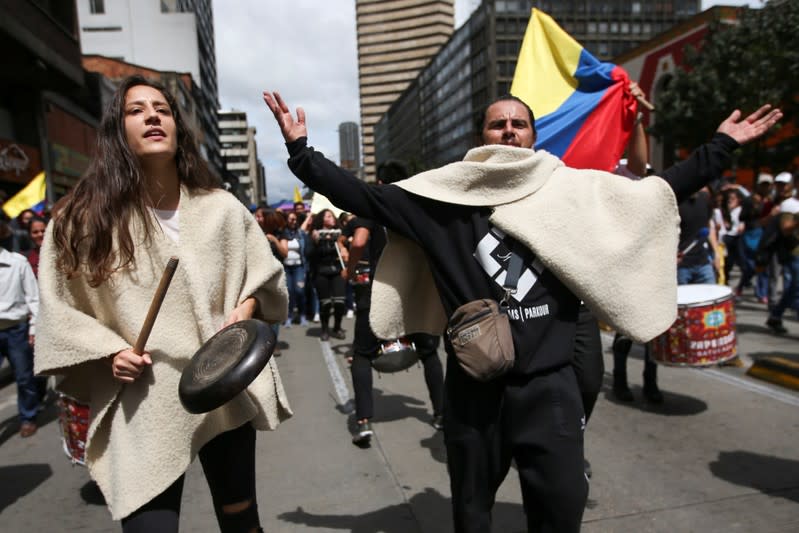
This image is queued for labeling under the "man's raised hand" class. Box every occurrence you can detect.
[263,91,307,143]
[717,104,783,146]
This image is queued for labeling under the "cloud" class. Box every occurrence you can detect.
[213,0,359,202]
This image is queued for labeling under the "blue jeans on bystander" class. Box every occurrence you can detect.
[284,264,306,321]
[677,263,716,285]
[771,256,799,321]
[0,322,39,422]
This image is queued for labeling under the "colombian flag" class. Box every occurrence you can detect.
[2,171,47,218]
[510,9,638,171]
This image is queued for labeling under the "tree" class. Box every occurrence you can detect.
[650,0,799,172]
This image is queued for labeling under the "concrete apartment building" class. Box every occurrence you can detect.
[218,110,265,206]
[338,121,360,175]
[355,0,455,181]
[375,0,700,170]
[77,0,223,175]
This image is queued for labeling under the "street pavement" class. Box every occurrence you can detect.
[1,290,798,532]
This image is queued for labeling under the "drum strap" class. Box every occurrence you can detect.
[501,252,523,306]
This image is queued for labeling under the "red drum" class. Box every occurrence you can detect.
[372,337,419,373]
[649,284,737,367]
[57,393,89,465]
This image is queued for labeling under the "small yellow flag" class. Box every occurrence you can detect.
[293,186,303,204]
[2,171,46,218]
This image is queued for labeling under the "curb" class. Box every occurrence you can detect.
[746,356,799,392]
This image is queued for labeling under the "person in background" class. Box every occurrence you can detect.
[23,215,50,400]
[10,208,35,253]
[0,213,41,437]
[309,209,348,340]
[279,210,310,327]
[718,187,746,286]
[345,160,445,445]
[293,200,308,226]
[762,172,799,333]
[256,206,288,355]
[339,212,357,319]
[23,216,47,278]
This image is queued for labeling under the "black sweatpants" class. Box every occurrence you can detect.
[351,295,444,420]
[444,359,588,533]
[121,423,259,533]
[571,304,605,421]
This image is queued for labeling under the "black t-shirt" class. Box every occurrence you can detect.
[677,191,712,268]
[347,216,387,271]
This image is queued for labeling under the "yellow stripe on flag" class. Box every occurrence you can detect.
[510,9,583,118]
[2,171,46,219]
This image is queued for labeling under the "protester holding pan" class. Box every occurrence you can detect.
[35,75,291,533]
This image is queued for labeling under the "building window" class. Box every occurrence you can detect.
[89,0,105,14]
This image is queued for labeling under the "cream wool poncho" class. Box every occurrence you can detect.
[369,144,681,343]
[35,188,292,519]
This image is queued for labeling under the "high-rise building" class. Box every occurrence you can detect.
[338,121,360,174]
[77,0,222,175]
[218,110,264,206]
[375,0,700,169]
[355,0,455,181]
[531,0,701,60]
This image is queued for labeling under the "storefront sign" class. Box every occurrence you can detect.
[0,139,41,185]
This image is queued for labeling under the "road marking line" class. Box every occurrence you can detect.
[319,340,351,406]
[695,367,799,407]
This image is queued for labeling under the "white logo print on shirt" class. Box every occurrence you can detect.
[473,227,544,302]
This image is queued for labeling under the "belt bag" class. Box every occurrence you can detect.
[446,252,522,381]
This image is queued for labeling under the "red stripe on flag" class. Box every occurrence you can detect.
[561,67,637,171]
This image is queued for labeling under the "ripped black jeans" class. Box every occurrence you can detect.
[121,423,260,533]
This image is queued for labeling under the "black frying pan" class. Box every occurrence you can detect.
[179,319,276,414]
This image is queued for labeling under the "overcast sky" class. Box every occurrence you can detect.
[212,0,759,203]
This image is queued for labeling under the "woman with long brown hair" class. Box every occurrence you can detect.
[35,75,291,532]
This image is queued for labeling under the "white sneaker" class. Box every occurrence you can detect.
[312,313,320,323]
[346,309,354,319]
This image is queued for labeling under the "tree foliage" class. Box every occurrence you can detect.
[650,0,799,171]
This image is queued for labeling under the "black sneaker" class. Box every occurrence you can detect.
[766,317,788,335]
[352,420,373,445]
[320,330,330,341]
[331,328,346,340]
[431,415,444,431]
[643,383,664,404]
